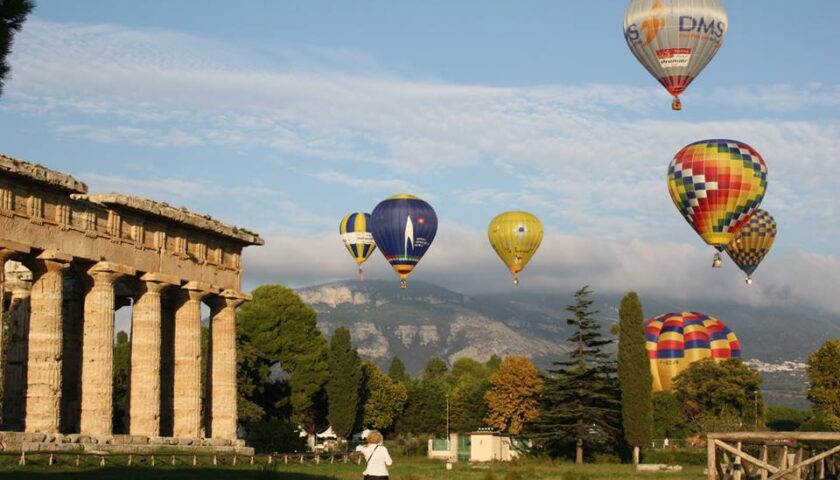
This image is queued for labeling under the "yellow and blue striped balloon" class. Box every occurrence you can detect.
[340,212,377,280]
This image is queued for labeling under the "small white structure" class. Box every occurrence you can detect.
[428,433,458,460]
[468,429,519,462]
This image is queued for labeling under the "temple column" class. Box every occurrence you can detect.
[79,262,135,436]
[207,290,249,440]
[25,250,72,433]
[2,262,33,430]
[172,281,216,438]
[129,272,179,436]
[0,241,30,398]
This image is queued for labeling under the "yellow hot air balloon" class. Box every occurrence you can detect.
[488,211,543,286]
[724,209,777,284]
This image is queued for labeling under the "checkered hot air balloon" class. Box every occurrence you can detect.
[667,139,768,268]
[624,0,728,110]
[645,312,741,392]
[339,212,377,280]
[724,209,777,285]
[370,194,438,289]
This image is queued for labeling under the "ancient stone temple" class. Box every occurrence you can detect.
[0,154,263,453]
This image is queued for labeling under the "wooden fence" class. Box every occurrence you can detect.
[0,451,364,469]
[707,432,840,480]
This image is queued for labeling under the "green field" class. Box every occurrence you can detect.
[0,456,706,480]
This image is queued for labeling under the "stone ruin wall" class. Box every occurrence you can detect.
[0,153,263,453]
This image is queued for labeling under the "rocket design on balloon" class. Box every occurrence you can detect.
[371,194,437,289]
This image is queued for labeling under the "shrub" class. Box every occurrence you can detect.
[244,420,306,453]
[643,448,707,465]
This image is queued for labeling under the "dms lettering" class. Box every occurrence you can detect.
[679,16,725,37]
[624,24,640,43]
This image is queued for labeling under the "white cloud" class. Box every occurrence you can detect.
[244,225,840,317]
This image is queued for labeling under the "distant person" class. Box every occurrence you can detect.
[356,430,392,480]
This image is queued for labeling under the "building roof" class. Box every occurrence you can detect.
[0,153,88,194]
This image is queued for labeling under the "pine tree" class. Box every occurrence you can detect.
[387,356,407,382]
[618,292,653,464]
[0,0,34,97]
[532,286,622,463]
[423,357,448,380]
[237,285,329,432]
[326,327,362,438]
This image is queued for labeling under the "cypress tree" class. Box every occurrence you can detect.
[326,327,362,438]
[618,292,653,464]
[387,356,407,381]
[532,286,622,463]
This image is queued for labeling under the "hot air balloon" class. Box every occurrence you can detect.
[667,139,768,267]
[488,211,543,286]
[725,209,776,285]
[646,312,741,392]
[370,194,438,289]
[623,0,728,110]
[339,212,377,280]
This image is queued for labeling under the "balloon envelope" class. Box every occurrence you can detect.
[624,0,728,109]
[339,212,377,277]
[667,139,768,249]
[645,312,741,392]
[488,211,543,285]
[370,194,438,288]
[725,209,777,282]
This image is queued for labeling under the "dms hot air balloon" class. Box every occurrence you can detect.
[667,139,768,267]
[725,209,777,284]
[488,211,543,286]
[624,0,728,110]
[339,212,377,280]
[370,195,438,289]
[646,312,740,392]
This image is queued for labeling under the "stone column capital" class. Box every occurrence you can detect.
[180,281,219,302]
[33,250,73,271]
[139,272,180,294]
[0,239,31,259]
[87,261,136,286]
[209,290,251,310]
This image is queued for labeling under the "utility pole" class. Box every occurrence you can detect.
[754,390,758,431]
[446,393,450,447]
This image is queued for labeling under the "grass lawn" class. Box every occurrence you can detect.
[0,456,706,480]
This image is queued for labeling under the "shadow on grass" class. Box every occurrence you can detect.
[0,467,338,480]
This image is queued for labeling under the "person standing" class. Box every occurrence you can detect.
[356,430,392,480]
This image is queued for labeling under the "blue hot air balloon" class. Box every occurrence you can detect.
[370,194,438,289]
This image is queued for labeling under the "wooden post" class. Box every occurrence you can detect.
[193,455,197,466]
[233,455,238,466]
[49,453,54,466]
[100,456,105,466]
[76,454,80,467]
[761,444,769,480]
[19,451,25,466]
[213,455,217,466]
[151,455,155,467]
[733,442,743,480]
[171,455,176,466]
[708,438,717,480]
[300,454,304,464]
[268,454,273,465]
[127,454,132,466]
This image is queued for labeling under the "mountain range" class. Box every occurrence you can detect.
[296,280,840,408]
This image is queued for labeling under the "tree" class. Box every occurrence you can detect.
[652,391,691,440]
[326,327,362,438]
[423,357,448,381]
[112,330,130,434]
[484,356,542,435]
[485,354,502,372]
[449,357,487,386]
[395,378,447,436]
[532,286,622,463]
[237,285,329,432]
[618,292,653,464]
[361,361,407,431]
[673,358,764,432]
[387,356,407,382]
[449,376,490,432]
[0,0,33,97]
[807,339,840,414]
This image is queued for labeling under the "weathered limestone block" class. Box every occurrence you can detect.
[172,282,217,438]
[207,290,249,440]
[80,262,135,436]
[25,251,72,433]
[129,272,179,437]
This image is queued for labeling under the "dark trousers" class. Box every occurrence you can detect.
[364,476,389,480]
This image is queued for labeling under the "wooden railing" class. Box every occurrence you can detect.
[707,432,840,480]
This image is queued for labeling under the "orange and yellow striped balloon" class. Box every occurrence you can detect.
[645,312,741,392]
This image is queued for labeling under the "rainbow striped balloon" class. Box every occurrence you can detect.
[667,139,768,250]
[645,312,741,392]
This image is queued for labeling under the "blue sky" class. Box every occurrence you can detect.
[1,1,838,314]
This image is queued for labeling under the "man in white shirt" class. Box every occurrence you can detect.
[355,430,393,480]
